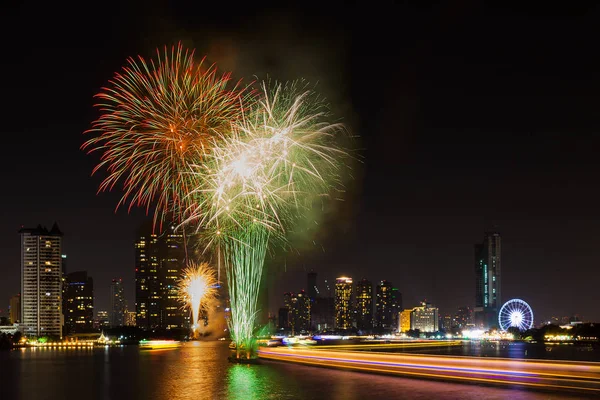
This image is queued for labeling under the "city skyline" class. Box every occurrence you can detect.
[2,4,600,323]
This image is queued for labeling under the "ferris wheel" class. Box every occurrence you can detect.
[498,299,534,331]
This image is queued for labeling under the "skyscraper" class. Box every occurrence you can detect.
[282,291,310,334]
[307,270,318,301]
[455,306,473,328]
[474,232,501,328]
[95,310,109,330]
[64,271,94,333]
[278,307,290,330]
[110,278,125,327]
[20,223,63,337]
[135,222,188,330]
[390,288,402,331]
[124,311,136,327]
[9,294,21,324]
[160,226,187,329]
[134,226,158,329]
[376,280,393,329]
[335,277,353,330]
[355,278,373,330]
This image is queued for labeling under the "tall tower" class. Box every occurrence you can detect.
[376,280,393,329]
[20,223,63,337]
[64,271,94,333]
[135,222,188,330]
[355,278,373,330]
[334,277,353,329]
[474,232,501,328]
[307,270,318,301]
[9,294,21,324]
[390,287,402,331]
[160,225,187,329]
[110,278,125,327]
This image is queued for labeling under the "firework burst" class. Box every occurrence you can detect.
[178,262,219,337]
[183,80,347,242]
[82,43,252,229]
[182,80,348,357]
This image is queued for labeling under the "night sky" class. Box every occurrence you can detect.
[2,3,600,323]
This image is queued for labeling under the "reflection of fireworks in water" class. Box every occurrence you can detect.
[82,43,250,229]
[184,81,348,357]
[178,262,218,337]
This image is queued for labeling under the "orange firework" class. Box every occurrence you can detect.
[177,262,218,337]
[82,42,253,229]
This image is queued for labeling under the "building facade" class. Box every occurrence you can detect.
[455,306,473,329]
[474,232,501,328]
[307,270,318,301]
[110,278,125,327]
[124,311,136,326]
[95,310,110,330]
[376,280,393,329]
[20,223,63,337]
[410,302,439,332]
[390,287,402,331]
[311,297,335,331]
[63,271,94,333]
[282,291,311,334]
[335,277,353,329]
[399,309,412,333]
[9,294,21,324]
[355,278,373,330]
[135,223,188,330]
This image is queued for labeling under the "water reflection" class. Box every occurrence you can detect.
[149,341,227,400]
[0,341,586,400]
[227,365,267,399]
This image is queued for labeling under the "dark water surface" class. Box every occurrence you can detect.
[0,341,588,400]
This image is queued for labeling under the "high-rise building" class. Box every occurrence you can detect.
[441,314,454,331]
[311,297,335,331]
[474,232,501,328]
[160,226,187,329]
[335,277,353,330]
[20,223,63,337]
[390,288,402,331]
[410,301,439,332]
[322,279,333,297]
[455,306,473,328]
[61,254,67,274]
[307,270,318,301]
[124,311,136,326]
[9,294,21,324]
[399,309,412,333]
[376,280,393,329]
[293,291,311,333]
[95,310,110,330]
[110,278,125,327]
[63,271,94,334]
[135,226,158,329]
[278,307,290,330]
[135,223,188,330]
[283,291,311,334]
[355,278,373,330]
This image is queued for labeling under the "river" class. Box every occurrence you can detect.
[0,341,588,400]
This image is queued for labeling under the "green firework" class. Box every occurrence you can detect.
[183,80,348,358]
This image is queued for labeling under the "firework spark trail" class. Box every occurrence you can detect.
[183,80,346,240]
[182,81,348,357]
[82,43,252,230]
[223,226,269,358]
[178,262,218,336]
